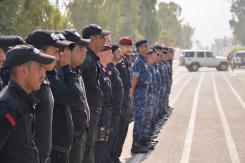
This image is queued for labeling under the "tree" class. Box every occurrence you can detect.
[180,24,194,49]
[230,0,245,45]
[157,2,194,48]
[0,0,25,35]
[138,0,159,44]
[67,0,194,47]
[67,0,141,42]
[0,0,69,37]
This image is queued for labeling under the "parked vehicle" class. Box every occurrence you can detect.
[232,51,245,69]
[183,50,228,72]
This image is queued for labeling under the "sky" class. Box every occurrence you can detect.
[159,0,233,47]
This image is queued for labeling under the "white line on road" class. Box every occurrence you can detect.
[130,74,195,163]
[222,73,245,109]
[172,72,185,87]
[180,73,204,163]
[171,74,195,106]
[212,73,240,163]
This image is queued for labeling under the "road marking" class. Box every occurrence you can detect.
[131,154,144,163]
[222,73,245,109]
[172,72,186,87]
[180,73,204,163]
[130,74,195,163]
[171,74,195,106]
[212,73,240,163]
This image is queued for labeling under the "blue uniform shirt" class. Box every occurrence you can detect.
[132,55,149,88]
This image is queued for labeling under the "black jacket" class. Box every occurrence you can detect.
[98,66,112,128]
[116,58,131,107]
[99,67,112,108]
[107,63,124,115]
[0,80,39,163]
[70,68,90,131]
[80,47,103,108]
[47,65,81,148]
[34,77,54,160]
[0,66,9,91]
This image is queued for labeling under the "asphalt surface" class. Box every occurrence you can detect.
[120,64,245,163]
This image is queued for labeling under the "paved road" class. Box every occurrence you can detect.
[120,65,245,163]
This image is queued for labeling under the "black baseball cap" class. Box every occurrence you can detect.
[169,48,175,53]
[26,30,75,49]
[62,29,90,47]
[150,44,163,51]
[146,48,154,55]
[162,47,170,53]
[82,24,110,39]
[135,39,147,49]
[0,35,25,48]
[111,44,119,53]
[6,44,55,69]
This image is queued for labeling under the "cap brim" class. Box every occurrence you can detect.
[101,30,110,36]
[55,40,75,49]
[147,49,154,55]
[77,38,90,47]
[34,53,56,65]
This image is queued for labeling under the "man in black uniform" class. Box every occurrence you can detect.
[94,45,113,163]
[81,24,109,163]
[0,35,26,90]
[62,29,90,163]
[0,44,55,163]
[108,44,124,163]
[114,36,133,162]
[26,30,74,163]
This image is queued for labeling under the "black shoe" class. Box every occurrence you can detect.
[131,141,149,154]
[113,157,121,163]
[141,138,155,150]
[168,106,174,110]
[131,146,149,154]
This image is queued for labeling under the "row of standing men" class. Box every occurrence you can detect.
[0,24,174,163]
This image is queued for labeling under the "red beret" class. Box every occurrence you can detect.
[101,44,111,51]
[119,36,133,46]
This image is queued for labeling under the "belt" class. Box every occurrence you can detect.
[90,107,101,113]
[136,84,147,89]
[40,157,51,163]
[52,145,71,155]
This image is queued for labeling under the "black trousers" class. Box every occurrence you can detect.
[69,129,88,163]
[83,107,100,163]
[112,106,130,159]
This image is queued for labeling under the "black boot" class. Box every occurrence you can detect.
[131,140,149,154]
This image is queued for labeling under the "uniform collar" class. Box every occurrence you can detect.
[87,47,100,61]
[138,54,147,62]
[8,80,39,107]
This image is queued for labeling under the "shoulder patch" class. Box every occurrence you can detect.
[5,113,16,126]
[0,113,16,150]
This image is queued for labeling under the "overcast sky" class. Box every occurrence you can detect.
[159,0,233,47]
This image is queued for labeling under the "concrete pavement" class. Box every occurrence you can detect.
[120,65,245,163]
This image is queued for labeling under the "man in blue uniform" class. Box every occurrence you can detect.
[142,49,156,150]
[130,39,150,154]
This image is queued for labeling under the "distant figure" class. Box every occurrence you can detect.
[227,53,233,71]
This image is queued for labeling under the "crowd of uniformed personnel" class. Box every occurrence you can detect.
[0,24,174,163]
